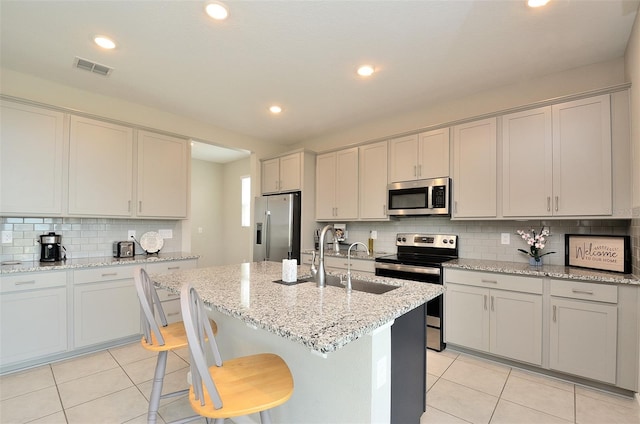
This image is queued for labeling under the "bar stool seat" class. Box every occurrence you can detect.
[180,283,294,424]
[134,267,217,424]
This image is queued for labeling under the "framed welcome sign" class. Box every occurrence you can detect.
[565,234,631,274]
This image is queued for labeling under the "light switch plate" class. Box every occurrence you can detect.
[501,233,510,245]
[1,231,12,244]
[158,229,173,239]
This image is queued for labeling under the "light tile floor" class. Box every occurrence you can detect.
[1,343,639,423]
[422,349,640,424]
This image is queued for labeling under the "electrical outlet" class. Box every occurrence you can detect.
[501,233,510,245]
[158,229,173,239]
[370,231,377,239]
[1,231,12,244]
[128,230,136,240]
[198,227,203,234]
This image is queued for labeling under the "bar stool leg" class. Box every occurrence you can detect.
[259,410,272,424]
[148,350,168,424]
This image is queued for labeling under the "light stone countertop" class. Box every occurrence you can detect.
[150,261,443,353]
[444,258,640,285]
[0,252,199,274]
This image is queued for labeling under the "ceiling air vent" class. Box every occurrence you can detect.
[73,56,113,76]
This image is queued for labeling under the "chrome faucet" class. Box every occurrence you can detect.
[316,224,339,287]
[346,242,370,293]
[310,251,318,278]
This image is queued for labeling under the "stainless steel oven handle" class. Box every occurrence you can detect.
[374,262,441,276]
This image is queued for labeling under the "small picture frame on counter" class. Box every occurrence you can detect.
[565,234,631,274]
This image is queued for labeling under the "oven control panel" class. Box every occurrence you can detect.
[396,233,457,249]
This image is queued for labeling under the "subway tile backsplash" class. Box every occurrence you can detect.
[1,217,182,262]
[326,217,632,269]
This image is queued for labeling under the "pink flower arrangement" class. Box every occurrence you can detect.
[517,228,556,262]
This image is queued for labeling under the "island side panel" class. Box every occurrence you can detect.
[206,308,392,424]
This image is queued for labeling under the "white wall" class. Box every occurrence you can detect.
[626,7,640,211]
[190,159,225,267]
[0,68,284,160]
[222,157,252,264]
[293,58,626,153]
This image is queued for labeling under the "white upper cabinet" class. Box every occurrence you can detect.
[359,141,388,220]
[1,101,66,216]
[261,152,302,194]
[68,116,134,217]
[502,95,612,218]
[551,95,611,216]
[502,107,553,217]
[316,148,358,220]
[452,118,497,218]
[388,128,449,183]
[137,130,188,218]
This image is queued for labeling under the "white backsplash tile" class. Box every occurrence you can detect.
[0,217,182,262]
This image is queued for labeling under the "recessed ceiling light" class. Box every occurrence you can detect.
[269,105,283,114]
[94,36,116,49]
[205,2,229,20]
[357,65,375,77]
[527,0,550,7]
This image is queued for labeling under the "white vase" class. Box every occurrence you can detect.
[529,257,543,266]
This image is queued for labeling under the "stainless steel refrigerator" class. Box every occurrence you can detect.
[253,192,301,263]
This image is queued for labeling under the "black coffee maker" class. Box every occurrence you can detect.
[39,232,66,262]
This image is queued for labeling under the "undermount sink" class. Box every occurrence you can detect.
[299,275,399,294]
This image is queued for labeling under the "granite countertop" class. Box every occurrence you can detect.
[151,261,443,353]
[444,258,640,285]
[0,252,199,274]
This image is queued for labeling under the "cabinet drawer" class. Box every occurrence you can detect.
[1,271,67,293]
[156,287,180,302]
[146,259,197,275]
[445,269,542,294]
[74,265,138,284]
[550,280,618,303]
[160,298,182,324]
[324,256,375,273]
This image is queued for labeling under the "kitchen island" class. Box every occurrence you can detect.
[151,261,443,424]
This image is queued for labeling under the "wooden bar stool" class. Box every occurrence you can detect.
[134,267,217,424]
[180,283,294,424]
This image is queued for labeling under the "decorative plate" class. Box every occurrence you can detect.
[140,231,164,254]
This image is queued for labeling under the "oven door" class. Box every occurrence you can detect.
[375,263,445,351]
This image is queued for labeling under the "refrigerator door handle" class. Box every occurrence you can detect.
[265,211,271,260]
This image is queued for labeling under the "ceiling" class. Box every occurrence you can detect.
[1,0,639,151]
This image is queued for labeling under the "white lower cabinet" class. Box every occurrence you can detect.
[549,280,618,384]
[445,270,543,366]
[73,265,141,348]
[0,272,67,366]
[146,259,197,324]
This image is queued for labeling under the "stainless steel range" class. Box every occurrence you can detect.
[375,233,458,351]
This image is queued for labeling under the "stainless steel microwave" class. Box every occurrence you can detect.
[387,177,450,216]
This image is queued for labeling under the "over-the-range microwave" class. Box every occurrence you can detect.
[387,177,451,216]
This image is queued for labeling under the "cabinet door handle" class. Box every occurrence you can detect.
[454,201,458,213]
[413,165,417,177]
[128,200,131,212]
[553,305,557,322]
[139,201,143,213]
[15,280,36,285]
[571,289,594,295]
[101,272,118,277]
[167,312,180,317]
[167,266,180,270]
[491,296,495,311]
[481,279,498,284]
[555,196,559,212]
[547,196,551,212]
[484,294,488,310]
[383,204,387,215]
[166,293,179,298]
